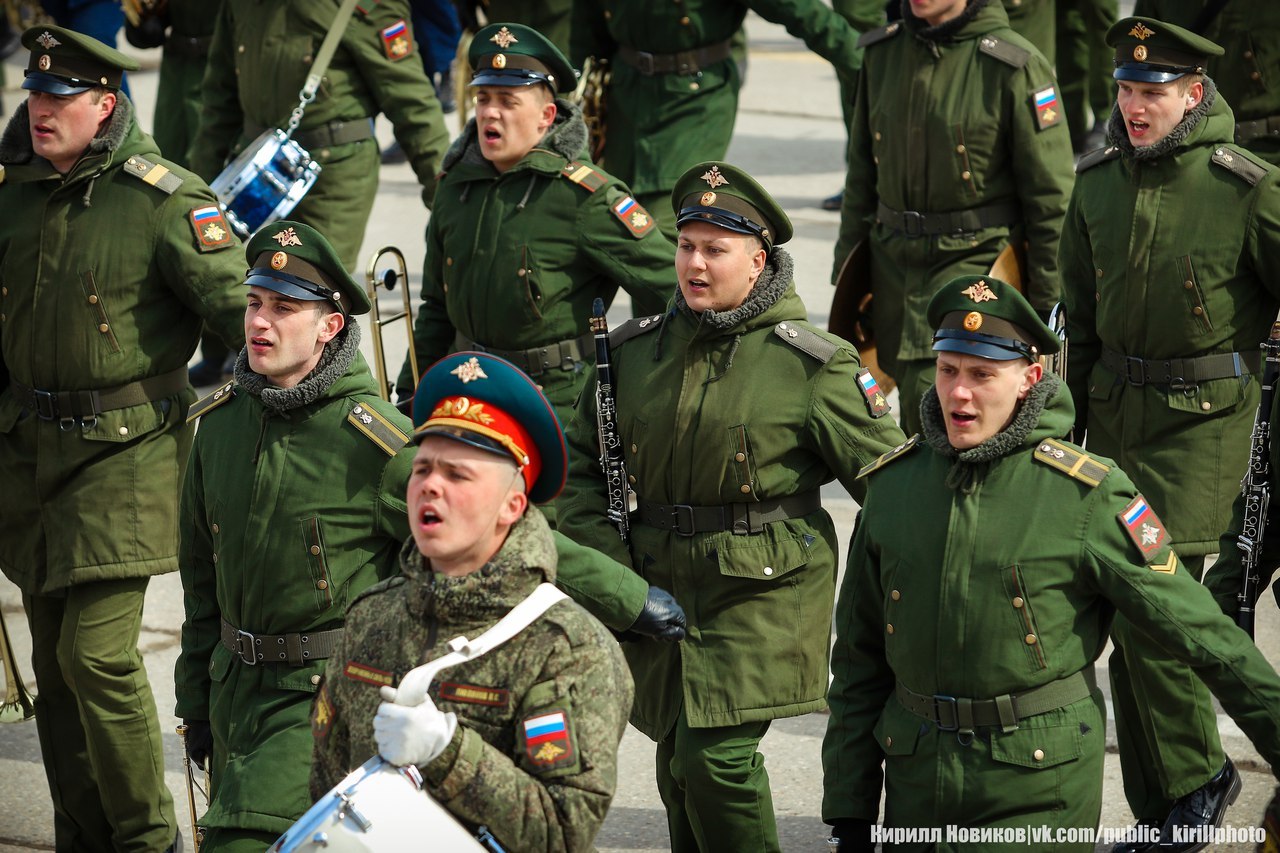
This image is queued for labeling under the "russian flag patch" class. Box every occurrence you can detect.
[1032,85,1062,131]
[611,195,655,238]
[522,710,574,768]
[1119,495,1168,558]
[189,205,233,252]
[381,19,413,61]
[856,367,891,418]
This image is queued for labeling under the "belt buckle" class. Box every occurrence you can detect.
[901,210,925,238]
[235,629,259,666]
[1123,356,1147,386]
[32,389,57,421]
[932,694,959,731]
[634,50,656,75]
[672,504,696,536]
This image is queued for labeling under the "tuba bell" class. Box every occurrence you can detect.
[365,246,419,402]
[175,724,211,852]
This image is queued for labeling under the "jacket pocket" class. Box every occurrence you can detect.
[519,245,544,320]
[79,400,170,444]
[301,516,334,611]
[79,268,121,354]
[516,678,583,780]
[875,700,924,758]
[999,564,1047,670]
[716,533,810,582]
[990,720,1082,769]
[1176,255,1213,335]
[724,424,757,498]
[1163,373,1248,417]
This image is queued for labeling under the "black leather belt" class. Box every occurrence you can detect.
[1100,346,1259,388]
[245,118,375,150]
[11,367,188,426]
[636,491,822,536]
[896,667,1095,733]
[455,332,593,377]
[164,34,213,60]
[221,619,342,667]
[616,39,733,76]
[876,200,1021,237]
[1235,114,1280,145]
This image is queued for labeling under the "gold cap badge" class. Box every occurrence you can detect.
[490,26,519,49]
[961,282,999,303]
[963,311,983,331]
[1129,22,1155,40]
[701,166,729,189]
[701,191,716,206]
[492,53,507,69]
[37,54,50,71]
[270,251,288,270]
[272,227,302,247]
[1133,45,1148,61]
[36,31,60,49]
[450,357,488,384]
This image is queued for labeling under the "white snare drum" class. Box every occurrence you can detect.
[270,756,491,852]
[210,129,321,240]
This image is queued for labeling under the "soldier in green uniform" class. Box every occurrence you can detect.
[570,0,869,238]
[311,351,633,852]
[823,276,1280,852]
[832,0,1074,436]
[395,23,674,440]
[188,0,451,269]
[556,162,907,853]
[1133,1,1280,165]
[0,27,245,853]
[1055,0,1118,152]
[1001,0,1053,62]
[1061,18,1280,848]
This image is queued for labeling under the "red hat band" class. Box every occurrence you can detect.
[421,395,541,493]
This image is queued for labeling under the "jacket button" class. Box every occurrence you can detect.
[956,143,965,153]
[1012,596,1024,608]
[739,484,751,494]
[311,674,321,685]
[118,426,129,436]
[1192,306,1203,316]
[310,545,321,555]
[961,170,971,180]
[88,294,98,304]
[212,553,218,563]
[689,82,699,91]
[1184,280,1194,289]
[680,15,690,24]
[628,475,636,484]
[890,589,900,601]
[517,268,527,277]
[1252,71,1262,81]
[238,44,245,53]
[316,579,329,590]
[446,257,453,266]
[874,132,882,142]
[631,443,638,453]
[886,623,895,634]
[734,452,746,462]
[885,735,893,748]
[1095,268,1103,278]
[1025,633,1037,645]
[98,323,109,333]
[1033,748,1045,761]
[212,523,220,534]
[1245,50,1254,60]
[1,286,6,295]
[1201,401,1212,411]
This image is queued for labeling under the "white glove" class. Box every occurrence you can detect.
[374,686,458,767]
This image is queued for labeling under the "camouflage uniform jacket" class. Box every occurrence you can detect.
[0,95,244,594]
[312,510,634,853]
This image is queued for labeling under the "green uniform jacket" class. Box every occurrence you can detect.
[571,0,865,198]
[823,378,1280,838]
[188,0,450,263]
[396,101,674,415]
[1061,91,1280,557]
[833,2,1073,375]
[0,96,244,594]
[557,253,907,739]
[1133,0,1280,164]
[174,346,414,835]
[1002,0,1054,62]
[312,513,633,853]
[153,0,223,167]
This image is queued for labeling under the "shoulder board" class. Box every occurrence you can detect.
[349,575,405,610]
[186,381,235,423]
[347,401,411,457]
[1211,145,1269,187]
[609,313,665,348]
[1075,144,1121,174]
[122,154,184,195]
[773,321,839,364]
[857,435,920,479]
[561,160,608,193]
[977,35,1030,69]
[1032,438,1110,487]
[857,20,903,49]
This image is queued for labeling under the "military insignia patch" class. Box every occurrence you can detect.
[273,226,303,247]
[1129,22,1155,40]
[613,196,655,238]
[1133,45,1148,62]
[962,281,998,303]
[380,19,413,61]
[523,710,574,769]
[451,357,489,384]
[963,311,983,331]
[313,682,335,739]
[1149,552,1179,574]
[1119,495,1168,558]
[36,31,59,49]
[439,682,509,707]
[856,368,891,418]
[346,403,410,456]
[490,26,519,48]
[190,206,233,252]
[701,165,729,188]
[344,661,394,687]
[1032,86,1062,131]
[38,54,51,71]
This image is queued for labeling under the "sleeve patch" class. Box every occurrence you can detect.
[189,205,234,252]
[562,160,607,192]
[438,682,510,707]
[186,381,235,423]
[856,368,891,418]
[1032,85,1062,131]
[344,661,395,687]
[612,195,655,238]
[521,709,576,771]
[347,402,411,456]
[1118,495,1170,561]
[380,19,414,61]
[312,680,335,740]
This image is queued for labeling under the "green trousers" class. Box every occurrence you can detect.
[654,710,779,853]
[1054,0,1119,145]
[201,826,278,852]
[290,140,382,271]
[25,578,177,853]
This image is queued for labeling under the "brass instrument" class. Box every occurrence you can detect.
[455,29,474,134]
[0,607,36,723]
[175,723,210,852]
[576,56,610,163]
[365,246,419,402]
[1045,302,1068,378]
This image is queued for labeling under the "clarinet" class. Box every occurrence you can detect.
[1236,321,1280,638]
[590,298,631,541]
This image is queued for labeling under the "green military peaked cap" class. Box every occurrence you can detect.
[1107,17,1223,84]
[469,23,576,94]
[411,352,569,504]
[671,161,793,251]
[928,275,1059,362]
[21,25,139,95]
[243,220,370,316]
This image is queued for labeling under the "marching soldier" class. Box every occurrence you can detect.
[557,162,907,852]
[311,351,634,852]
[1001,0,1054,62]
[1055,0,1119,153]
[823,275,1280,852]
[0,27,245,852]
[1061,17,1280,850]
[831,0,1074,435]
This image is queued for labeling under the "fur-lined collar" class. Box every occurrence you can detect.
[0,93,135,168]
[234,320,362,414]
[442,97,589,173]
[674,247,795,330]
[902,0,992,42]
[1106,76,1219,161]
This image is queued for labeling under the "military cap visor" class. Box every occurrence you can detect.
[244,262,346,312]
[933,326,1037,362]
[22,70,96,96]
[469,23,575,94]
[927,275,1059,364]
[1107,16,1222,83]
[671,162,794,249]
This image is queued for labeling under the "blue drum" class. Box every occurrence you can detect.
[210,129,321,240]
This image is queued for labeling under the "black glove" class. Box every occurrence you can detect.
[828,819,874,853]
[394,388,414,418]
[183,719,213,770]
[125,16,168,49]
[626,586,687,642]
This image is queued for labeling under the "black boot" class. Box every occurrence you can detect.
[1154,757,1241,852]
[1110,818,1160,853]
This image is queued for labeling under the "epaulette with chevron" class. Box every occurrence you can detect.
[347,401,410,456]
[561,160,608,192]
[1075,145,1121,174]
[857,435,920,479]
[773,321,839,364]
[609,313,664,348]
[1033,438,1109,487]
[857,20,902,49]
[122,155,184,194]
[186,381,235,423]
[1211,145,1270,187]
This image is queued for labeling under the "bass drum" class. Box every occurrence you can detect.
[210,129,321,240]
[271,756,489,852]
